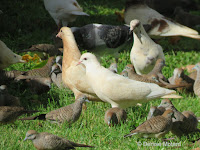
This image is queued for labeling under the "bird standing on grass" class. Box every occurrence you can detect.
[159,99,199,136]
[24,130,94,150]
[129,19,165,75]
[77,52,181,108]
[104,107,127,126]
[19,95,89,124]
[124,109,175,138]
[56,27,101,101]
[0,40,25,69]
[0,106,38,124]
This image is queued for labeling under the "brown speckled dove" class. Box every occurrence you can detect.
[77,52,181,108]
[0,106,38,124]
[0,40,25,69]
[0,85,21,106]
[56,27,101,101]
[124,109,174,138]
[159,99,199,136]
[104,107,127,126]
[147,106,165,120]
[15,57,55,80]
[108,63,118,73]
[129,19,165,75]
[24,130,94,150]
[168,68,194,92]
[19,95,89,124]
[144,58,168,83]
[124,0,200,39]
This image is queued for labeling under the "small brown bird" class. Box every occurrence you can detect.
[20,95,89,124]
[50,64,65,89]
[0,70,25,84]
[0,106,38,124]
[16,56,55,79]
[144,59,168,83]
[0,85,21,106]
[168,68,194,92]
[193,63,200,97]
[147,106,165,120]
[182,111,199,133]
[104,107,127,126]
[108,63,118,73]
[124,109,174,138]
[124,64,184,89]
[56,55,62,71]
[120,71,129,78]
[159,99,199,136]
[188,71,197,80]
[24,130,94,150]
[25,77,52,94]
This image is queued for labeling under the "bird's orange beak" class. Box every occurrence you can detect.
[76,61,82,66]
[56,32,61,38]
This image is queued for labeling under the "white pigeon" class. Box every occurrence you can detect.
[43,0,89,27]
[0,40,25,69]
[130,19,165,75]
[124,0,200,39]
[77,52,181,108]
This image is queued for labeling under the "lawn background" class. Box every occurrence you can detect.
[0,0,200,149]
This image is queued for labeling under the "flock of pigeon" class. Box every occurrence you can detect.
[1,0,200,149]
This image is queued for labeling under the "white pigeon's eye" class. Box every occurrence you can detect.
[84,58,87,60]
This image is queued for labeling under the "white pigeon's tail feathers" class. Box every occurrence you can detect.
[158,20,200,40]
[71,11,89,16]
[161,94,182,99]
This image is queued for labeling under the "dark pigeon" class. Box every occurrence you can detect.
[71,24,133,58]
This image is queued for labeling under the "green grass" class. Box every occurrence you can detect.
[0,0,200,149]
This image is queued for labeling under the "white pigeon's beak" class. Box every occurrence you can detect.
[23,137,27,141]
[114,68,118,73]
[76,61,82,66]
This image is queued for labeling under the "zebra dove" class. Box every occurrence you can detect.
[56,55,62,71]
[193,63,200,97]
[25,77,52,94]
[0,106,38,124]
[124,64,184,89]
[16,56,55,79]
[144,58,168,83]
[147,106,165,120]
[0,70,25,84]
[24,130,94,150]
[159,99,199,136]
[20,95,89,124]
[168,68,194,92]
[108,63,118,73]
[104,107,127,126]
[124,109,174,138]
[120,71,129,78]
[0,85,21,106]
